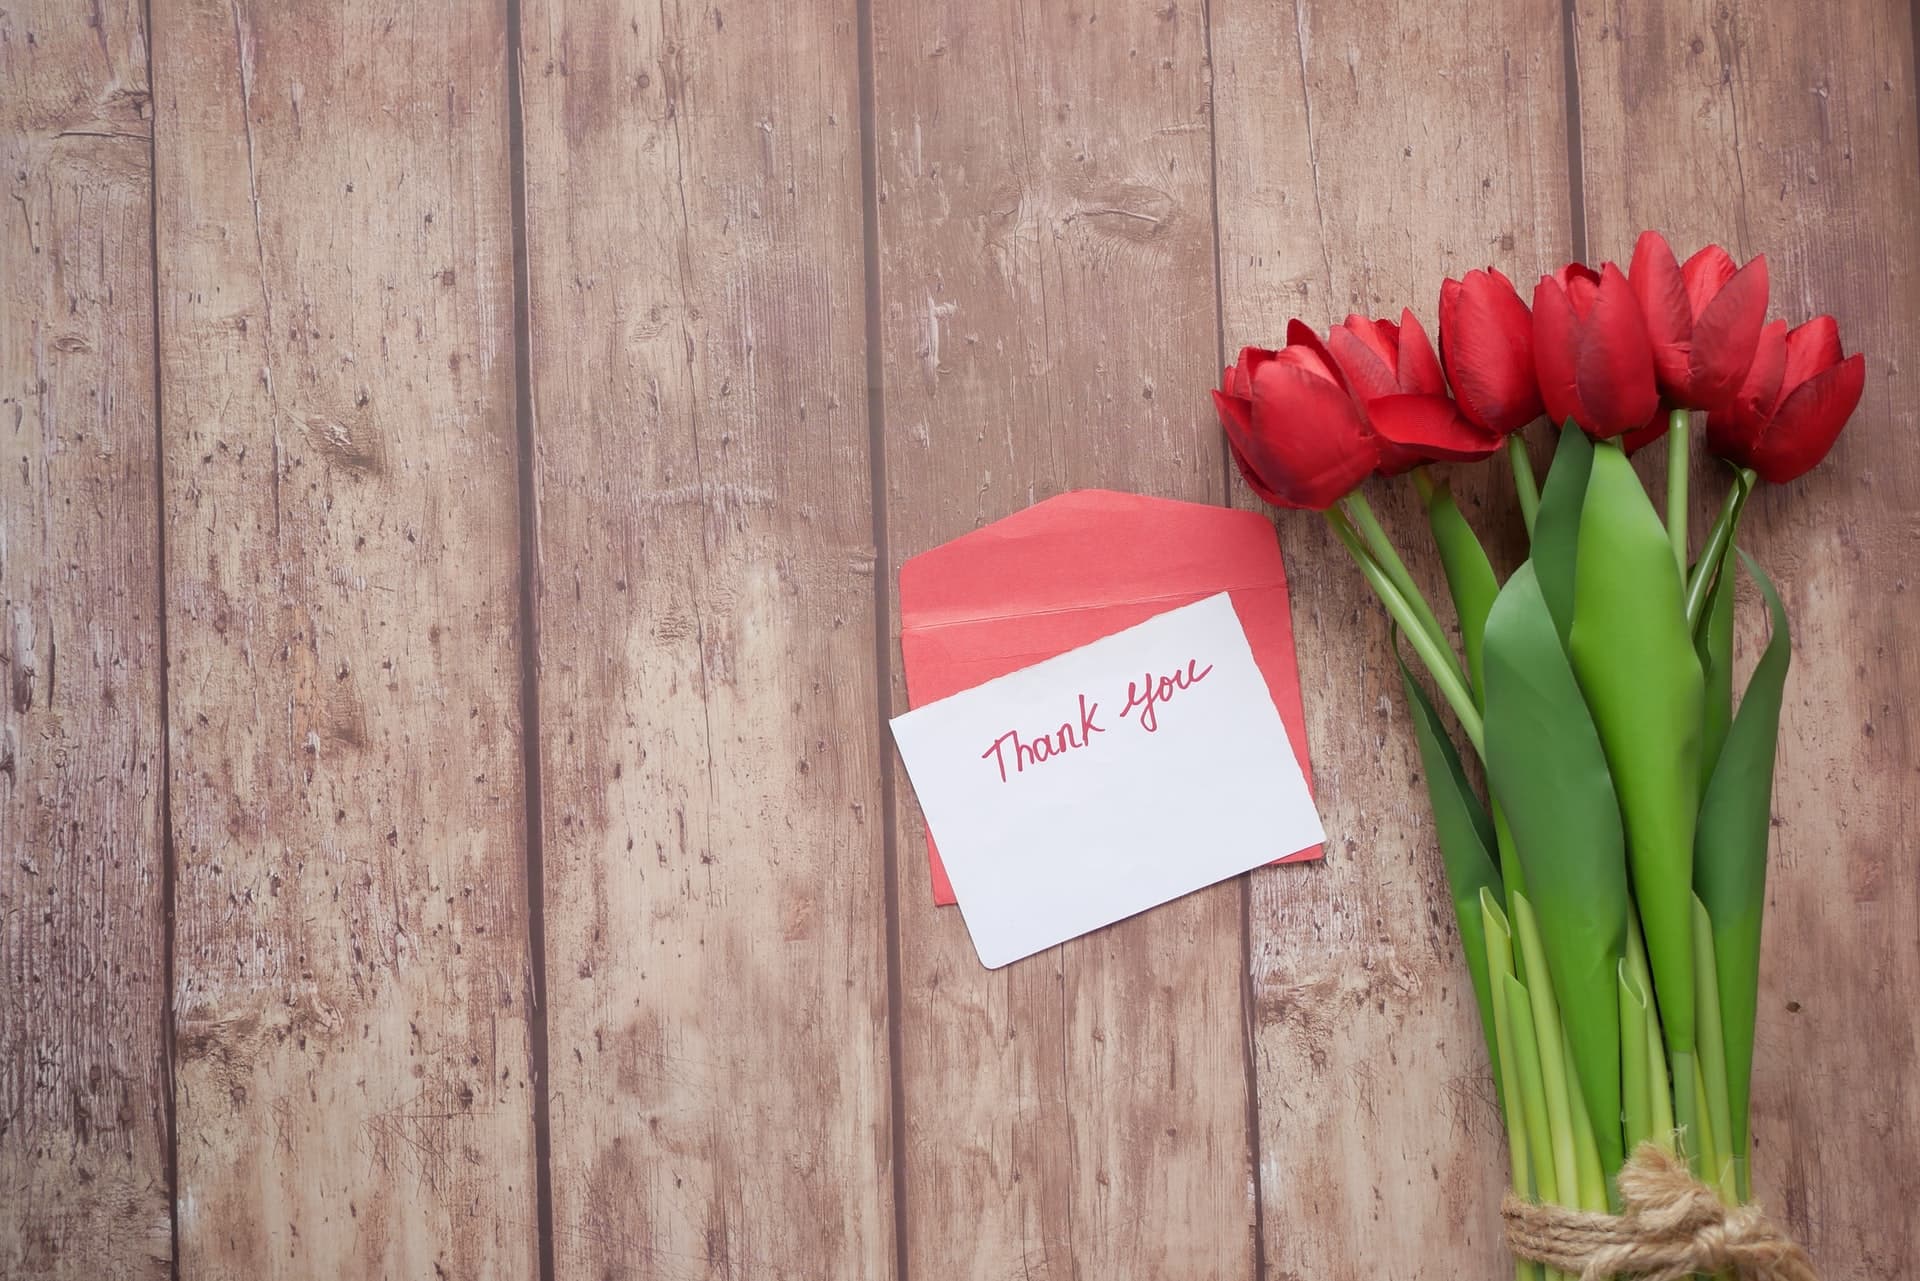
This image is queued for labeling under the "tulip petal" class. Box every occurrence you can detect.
[1369,393,1505,462]
[1631,231,1694,396]
[1285,319,1347,388]
[1230,346,1279,397]
[1782,315,1843,392]
[1533,275,1585,429]
[1748,353,1865,483]
[1328,324,1401,401]
[1680,244,1738,316]
[1688,255,1768,410]
[1211,387,1254,439]
[1620,407,1672,456]
[1396,310,1448,396]
[1572,263,1660,437]
[1230,358,1380,508]
[1227,431,1291,509]
[1445,271,1541,435]
[1706,319,1788,467]
[1733,319,1789,425]
[1345,314,1401,371]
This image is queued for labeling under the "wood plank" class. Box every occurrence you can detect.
[1573,3,1920,1272]
[0,5,171,1276]
[870,4,1257,1277]
[152,5,539,1276]
[1208,1,1573,1273]
[517,4,895,1278]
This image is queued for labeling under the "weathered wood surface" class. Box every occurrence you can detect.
[3,0,1917,1275]
[871,3,1258,1278]
[1574,2,1920,1274]
[518,2,896,1279]
[152,4,538,1278]
[0,5,171,1277]
[1209,1,1575,1274]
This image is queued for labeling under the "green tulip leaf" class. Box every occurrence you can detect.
[1422,480,1502,701]
[1695,550,1790,1179]
[1696,548,1738,793]
[1530,421,1594,646]
[1567,443,1704,1081]
[1482,561,1628,1176]
[1398,642,1502,1098]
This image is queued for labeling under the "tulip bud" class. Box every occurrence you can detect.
[1532,262,1662,440]
[1706,315,1865,483]
[1438,268,1544,437]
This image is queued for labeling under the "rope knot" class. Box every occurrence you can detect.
[1501,1144,1818,1281]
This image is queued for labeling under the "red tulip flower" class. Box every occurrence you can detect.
[1629,231,1769,411]
[1438,267,1544,436]
[1213,327,1379,510]
[1324,311,1504,470]
[1706,315,1865,483]
[1532,262,1661,440]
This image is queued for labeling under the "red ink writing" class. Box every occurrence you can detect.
[1118,658,1214,733]
[981,693,1105,782]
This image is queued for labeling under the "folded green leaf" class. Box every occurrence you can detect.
[1423,480,1502,700]
[1483,890,1533,1209]
[1618,963,1652,1153]
[1398,644,1502,1099]
[1567,443,1704,1079]
[1695,550,1791,1194]
[1481,562,1627,1176]
[1529,421,1594,646]
[1503,971,1559,1207]
[1696,545,1737,793]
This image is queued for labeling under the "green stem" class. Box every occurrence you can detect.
[1508,433,1540,535]
[1504,972,1559,1207]
[1483,894,1534,1194]
[1683,468,1757,630]
[1666,408,1691,573]
[1512,895,1581,1205]
[1345,491,1452,661]
[1628,912,1676,1154]
[1619,963,1653,1155]
[1671,1049,1702,1175]
[1327,509,1486,757]
[1692,895,1738,1201]
[1565,1024,1609,1211]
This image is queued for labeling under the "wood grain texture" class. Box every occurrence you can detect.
[1573,2,1920,1273]
[517,3,895,1278]
[0,5,171,1276]
[1208,0,1572,1273]
[152,5,538,1276]
[870,3,1257,1277]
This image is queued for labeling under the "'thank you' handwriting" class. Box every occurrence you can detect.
[979,659,1214,783]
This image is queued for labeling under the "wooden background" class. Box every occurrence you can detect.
[3,0,1915,1276]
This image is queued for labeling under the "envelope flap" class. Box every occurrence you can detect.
[899,490,1288,630]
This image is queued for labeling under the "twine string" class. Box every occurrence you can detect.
[1501,1144,1819,1281]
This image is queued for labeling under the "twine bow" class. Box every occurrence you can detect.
[1501,1144,1819,1280]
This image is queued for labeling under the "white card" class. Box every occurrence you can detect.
[890,592,1324,968]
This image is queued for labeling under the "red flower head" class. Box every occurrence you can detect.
[1438,267,1544,436]
[1324,311,1504,471]
[1706,315,1865,483]
[1532,261,1661,440]
[1213,326,1379,510]
[1629,231,1769,411]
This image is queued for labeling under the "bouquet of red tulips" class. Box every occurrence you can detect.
[1215,232,1863,1279]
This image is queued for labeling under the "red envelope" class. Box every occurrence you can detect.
[899,489,1322,904]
